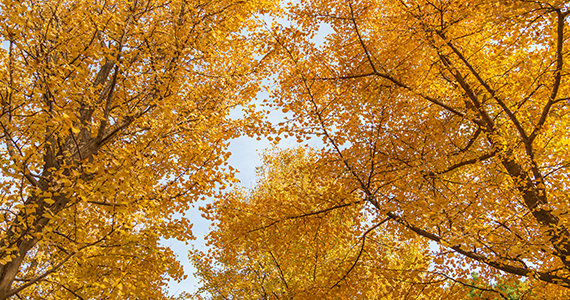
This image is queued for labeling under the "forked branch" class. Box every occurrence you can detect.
[386,211,570,287]
[529,9,569,144]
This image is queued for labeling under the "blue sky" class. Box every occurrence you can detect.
[0,16,333,297]
[166,21,334,297]
[165,109,313,296]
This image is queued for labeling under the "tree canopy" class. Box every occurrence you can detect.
[193,147,440,299]
[3,0,570,299]
[194,0,570,299]
[0,0,275,298]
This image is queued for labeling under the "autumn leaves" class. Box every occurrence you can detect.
[1,0,570,299]
[196,0,570,299]
[0,0,277,298]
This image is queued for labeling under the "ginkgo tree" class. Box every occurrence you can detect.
[196,0,570,298]
[0,0,276,298]
[193,148,538,299]
[265,0,570,296]
[193,147,453,299]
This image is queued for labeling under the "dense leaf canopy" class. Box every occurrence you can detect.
[195,0,570,299]
[0,0,275,298]
[3,0,570,299]
[194,148,437,299]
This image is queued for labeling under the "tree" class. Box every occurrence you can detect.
[0,0,275,298]
[241,0,570,297]
[193,147,454,299]
[463,272,532,300]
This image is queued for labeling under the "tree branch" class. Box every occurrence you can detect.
[268,250,289,291]
[529,9,568,144]
[437,30,529,142]
[437,150,496,175]
[437,52,495,130]
[386,211,570,287]
[331,217,389,289]
[247,200,361,234]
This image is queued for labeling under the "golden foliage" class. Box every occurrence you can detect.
[193,147,449,299]
[4,0,570,298]
[0,0,276,298]
[197,0,570,298]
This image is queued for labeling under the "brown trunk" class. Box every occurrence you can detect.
[0,238,37,299]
